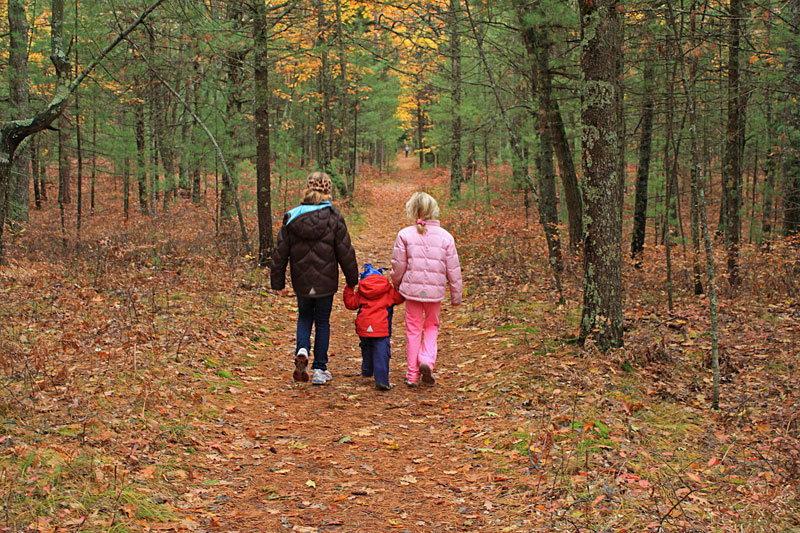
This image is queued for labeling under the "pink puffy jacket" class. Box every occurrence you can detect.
[391,220,463,304]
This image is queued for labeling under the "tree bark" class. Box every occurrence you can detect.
[123,155,130,222]
[335,0,352,193]
[549,91,583,252]
[578,0,623,349]
[449,0,464,202]
[254,0,274,266]
[631,49,654,261]
[316,0,333,174]
[32,136,41,210]
[688,21,704,295]
[222,3,245,219]
[91,106,96,214]
[159,90,177,209]
[134,99,149,215]
[417,97,425,169]
[784,0,800,235]
[75,22,83,243]
[8,0,30,224]
[192,58,203,205]
[723,0,744,285]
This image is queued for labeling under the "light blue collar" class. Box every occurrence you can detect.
[286,202,331,225]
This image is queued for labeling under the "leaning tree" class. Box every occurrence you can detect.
[0,0,165,264]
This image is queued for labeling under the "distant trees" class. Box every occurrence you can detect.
[3,0,800,364]
[1,0,164,264]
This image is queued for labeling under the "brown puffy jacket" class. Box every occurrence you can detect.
[270,204,358,298]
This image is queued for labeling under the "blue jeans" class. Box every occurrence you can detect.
[296,295,334,370]
[360,337,391,386]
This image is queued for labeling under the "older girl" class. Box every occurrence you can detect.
[271,172,359,385]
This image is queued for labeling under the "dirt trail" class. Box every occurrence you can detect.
[183,156,512,532]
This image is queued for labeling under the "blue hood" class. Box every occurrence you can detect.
[285,202,331,225]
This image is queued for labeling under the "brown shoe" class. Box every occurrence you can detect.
[293,349,309,382]
[419,364,435,385]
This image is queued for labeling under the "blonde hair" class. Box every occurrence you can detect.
[406,192,439,233]
[301,188,330,205]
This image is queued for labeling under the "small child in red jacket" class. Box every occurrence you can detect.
[344,264,405,390]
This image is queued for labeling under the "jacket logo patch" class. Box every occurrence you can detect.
[309,287,316,295]
[419,290,427,298]
[366,325,373,333]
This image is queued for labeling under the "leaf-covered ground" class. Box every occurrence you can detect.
[0,155,798,531]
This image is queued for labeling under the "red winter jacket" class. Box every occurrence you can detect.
[343,274,404,337]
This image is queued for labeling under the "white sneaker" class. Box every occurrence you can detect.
[312,369,333,385]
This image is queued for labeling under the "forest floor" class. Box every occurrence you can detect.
[0,155,798,532]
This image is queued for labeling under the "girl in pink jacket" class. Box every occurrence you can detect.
[391,192,462,386]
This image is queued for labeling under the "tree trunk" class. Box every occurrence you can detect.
[192,59,202,205]
[723,0,744,286]
[32,136,41,210]
[160,91,177,210]
[534,94,564,300]
[222,3,245,219]
[449,0,464,202]
[335,0,352,193]
[40,134,48,203]
[8,0,30,225]
[75,26,83,243]
[179,76,191,193]
[578,0,623,350]
[663,72,676,313]
[75,91,83,242]
[690,57,704,294]
[149,67,160,207]
[631,50,654,261]
[784,0,800,235]
[549,90,583,252]
[254,0,274,267]
[123,155,130,222]
[57,112,71,206]
[90,106,96,214]
[417,97,425,168]
[316,0,333,174]
[135,99,149,215]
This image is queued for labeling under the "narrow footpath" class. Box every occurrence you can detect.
[182,156,523,532]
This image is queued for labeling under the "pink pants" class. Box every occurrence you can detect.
[404,300,442,382]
